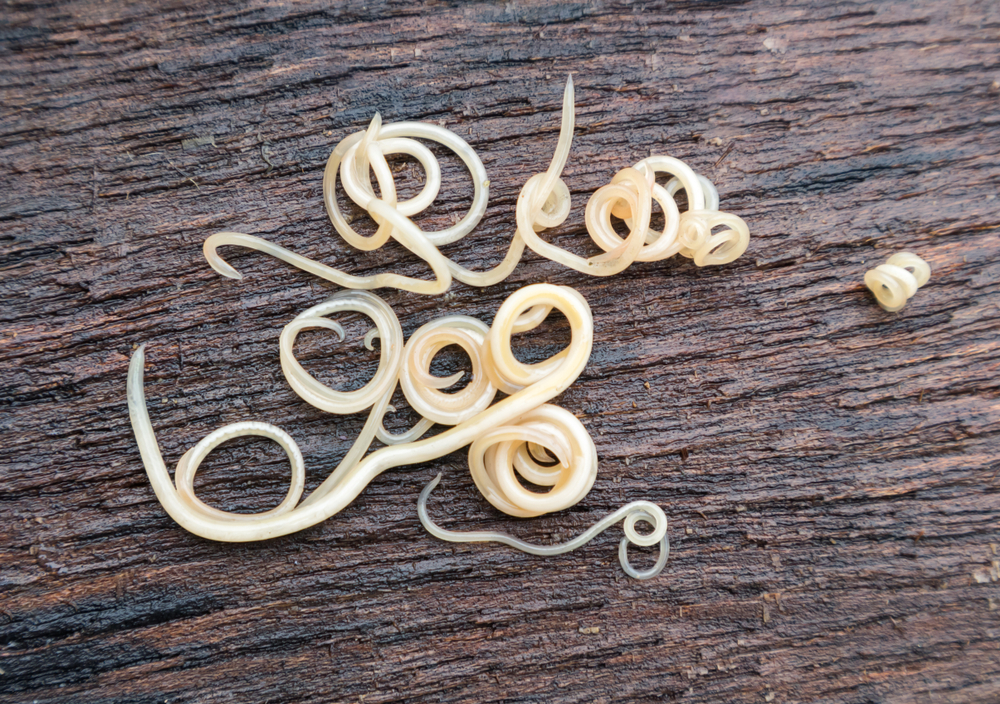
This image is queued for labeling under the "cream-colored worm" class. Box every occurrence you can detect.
[418,473,669,579]
[468,403,596,518]
[127,283,597,542]
[203,120,474,295]
[131,290,404,529]
[516,77,654,276]
[278,291,404,508]
[399,316,497,426]
[864,252,930,312]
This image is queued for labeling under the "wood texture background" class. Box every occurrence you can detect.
[2,1,999,702]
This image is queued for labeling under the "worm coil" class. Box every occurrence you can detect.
[518,80,752,274]
[864,252,930,312]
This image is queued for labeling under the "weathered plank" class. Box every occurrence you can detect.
[2,0,999,702]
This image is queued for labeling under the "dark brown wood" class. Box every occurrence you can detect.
[2,1,999,702]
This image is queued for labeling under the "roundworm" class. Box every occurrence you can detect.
[864,252,930,312]
[517,79,752,272]
[204,105,551,292]
[418,473,670,580]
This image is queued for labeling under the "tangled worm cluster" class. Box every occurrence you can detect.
[203,114,521,293]
[133,76,942,583]
[864,252,931,312]
[202,76,749,294]
[131,77,740,578]
[128,283,669,577]
[520,78,751,275]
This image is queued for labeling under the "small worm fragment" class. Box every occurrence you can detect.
[864,252,930,312]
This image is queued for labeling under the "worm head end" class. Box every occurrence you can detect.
[215,261,244,280]
[203,235,245,280]
[206,253,244,280]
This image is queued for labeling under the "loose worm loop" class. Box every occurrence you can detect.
[128,290,406,530]
[864,252,930,312]
[418,473,669,580]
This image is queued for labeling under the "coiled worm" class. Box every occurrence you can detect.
[517,77,751,273]
[203,105,557,292]
[864,252,930,312]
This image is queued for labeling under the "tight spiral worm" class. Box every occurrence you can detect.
[517,79,751,273]
[864,252,930,312]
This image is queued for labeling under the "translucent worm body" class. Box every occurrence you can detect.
[418,473,669,579]
[127,284,604,542]
[864,252,930,312]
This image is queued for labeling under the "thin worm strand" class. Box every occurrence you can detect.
[418,473,669,580]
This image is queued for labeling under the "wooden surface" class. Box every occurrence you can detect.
[2,1,999,702]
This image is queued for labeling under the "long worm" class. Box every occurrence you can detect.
[203,102,563,293]
[203,76,748,294]
[418,473,669,580]
[203,118,486,294]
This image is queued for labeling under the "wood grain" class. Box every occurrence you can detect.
[2,1,999,702]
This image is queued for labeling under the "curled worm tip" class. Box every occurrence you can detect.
[203,236,245,280]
